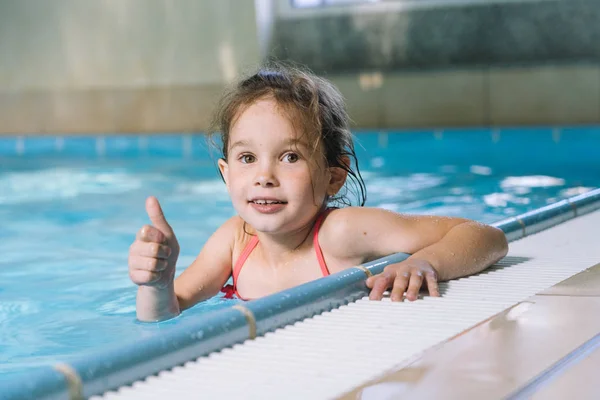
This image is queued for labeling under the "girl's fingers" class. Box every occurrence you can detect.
[425,271,440,297]
[368,265,437,302]
[390,272,410,302]
[368,273,394,300]
[136,225,167,244]
[130,240,171,259]
[128,255,169,272]
[129,269,161,286]
[405,271,424,301]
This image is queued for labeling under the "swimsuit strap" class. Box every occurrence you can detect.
[228,208,334,300]
[223,235,259,301]
[313,208,334,276]
[232,235,260,288]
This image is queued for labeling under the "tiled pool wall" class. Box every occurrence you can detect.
[0,134,213,158]
[0,126,599,159]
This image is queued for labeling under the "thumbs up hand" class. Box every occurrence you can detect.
[128,196,180,289]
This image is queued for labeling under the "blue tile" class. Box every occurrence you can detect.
[493,127,555,150]
[387,130,437,148]
[551,126,600,161]
[0,137,18,156]
[62,136,97,156]
[191,134,215,160]
[561,125,600,139]
[352,129,381,136]
[437,128,495,146]
[352,132,379,149]
[23,136,57,155]
[146,135,184,157]
[442,127,491,136]
[104,136,141,157]
[498,126,554,138]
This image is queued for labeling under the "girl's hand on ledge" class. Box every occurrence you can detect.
[366,258,440,302]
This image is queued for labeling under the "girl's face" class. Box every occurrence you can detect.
[218,98,333,234]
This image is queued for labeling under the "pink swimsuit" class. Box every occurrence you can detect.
[221,209,333,300]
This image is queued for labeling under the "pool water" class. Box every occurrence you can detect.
[1,128,598,377]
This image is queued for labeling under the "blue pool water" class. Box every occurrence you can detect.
[1,127,598,377]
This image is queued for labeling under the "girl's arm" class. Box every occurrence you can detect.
[173,217,239,311]
[323,207,508,301]
[135,216,237,322]
[399,219,508,282]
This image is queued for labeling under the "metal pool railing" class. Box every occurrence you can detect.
[4,188,600,400]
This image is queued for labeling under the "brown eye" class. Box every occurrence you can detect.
[240,154,256,164]
[283,153,299,163]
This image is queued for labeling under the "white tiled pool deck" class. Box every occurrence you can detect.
[94,209,600,400]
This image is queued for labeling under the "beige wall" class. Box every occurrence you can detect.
[330,65,600,129]
[0,1,597,134]
[0,0,261,133]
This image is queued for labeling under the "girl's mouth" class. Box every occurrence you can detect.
[249,199,287,214]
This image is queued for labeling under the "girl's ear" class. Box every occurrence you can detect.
[327,156,349,196]
[218,158,229,187]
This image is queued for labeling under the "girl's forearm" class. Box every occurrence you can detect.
[136,285,181,322]
[409,221,508,281]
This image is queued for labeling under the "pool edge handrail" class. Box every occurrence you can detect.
[492,188,600,241]
[3,188,600,400]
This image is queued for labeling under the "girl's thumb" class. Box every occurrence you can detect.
[145,196,174,237]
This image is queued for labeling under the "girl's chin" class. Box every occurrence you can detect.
[240,212,295,234]
[237,204,321,233]
[244,221,287,235]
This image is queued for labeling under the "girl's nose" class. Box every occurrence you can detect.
[255,164,279,187]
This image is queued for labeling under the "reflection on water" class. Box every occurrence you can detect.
[0,168,143,204]
[500,175,565,189]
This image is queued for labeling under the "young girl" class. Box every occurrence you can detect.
[128,64,508,322]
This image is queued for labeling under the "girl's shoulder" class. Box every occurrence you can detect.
[219,215,252,238]
[217,214,245,234]
[321,207,477,263]
[207,215,253,252]
[320,207,437,260]
[322,206,405,231]
[322,207,461,240]
[319,207,395,257]
[223,215,258,259]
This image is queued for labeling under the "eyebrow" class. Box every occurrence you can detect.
[228,140,250,152]
[284,138,310,148]
[228,138,310,152]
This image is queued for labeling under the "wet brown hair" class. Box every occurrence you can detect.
[209,62,366,208]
